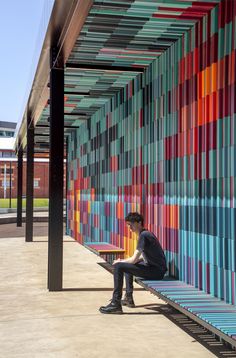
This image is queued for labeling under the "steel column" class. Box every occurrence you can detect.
[16,146,23,227]
[65,137,69,235]
[25,119,34,242]
[48,47,64,291]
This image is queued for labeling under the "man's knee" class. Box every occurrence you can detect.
[114,262,127,272]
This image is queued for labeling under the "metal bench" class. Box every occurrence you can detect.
[136,277,236,349]
[94,253,236,349]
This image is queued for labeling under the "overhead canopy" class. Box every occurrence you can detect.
[15,0,220,153]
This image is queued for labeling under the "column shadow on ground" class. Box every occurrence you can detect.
[148,304,236,358]
[96,262,236,356]
[62,287,144,292]
[63,288,114,291]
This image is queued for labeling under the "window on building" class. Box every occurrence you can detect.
[1,168,13,174]
[1,180,10,188]
[2,152,15,158]
[34,180,40,188]
[0,131,14,137]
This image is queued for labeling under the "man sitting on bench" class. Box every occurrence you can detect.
[99,212,167,314]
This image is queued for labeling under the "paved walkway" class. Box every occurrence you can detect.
[0,230,234,357]
[0,211,49,225]
[0,211,64,225]
[0,222,49,238]
[0,211,48,218]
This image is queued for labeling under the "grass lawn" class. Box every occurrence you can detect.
[0,198,49,209]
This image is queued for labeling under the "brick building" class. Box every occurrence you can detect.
[0,122,52,199]
[0,139,50,198]
[0,136,66,199]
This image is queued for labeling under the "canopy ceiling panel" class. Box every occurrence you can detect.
[67,0,219,69]
[64,68,141,115]
[18,0,221,153]
[34,68,141,151]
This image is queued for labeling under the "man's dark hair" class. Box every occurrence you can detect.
[125,212,144,226]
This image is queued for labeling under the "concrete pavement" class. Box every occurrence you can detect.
[0,211,49,224]
[0,231,234,357]
[0,222,49,238]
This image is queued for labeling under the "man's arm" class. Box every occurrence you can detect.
[113,249,142,265]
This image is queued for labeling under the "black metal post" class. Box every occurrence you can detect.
[65,137,68,234]
[9,161,12,209]
[25,118,34,242]
[17,146,23,227]
[48,47,64,291]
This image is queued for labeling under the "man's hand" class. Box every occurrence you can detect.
[112,250,141,265]
[112,258,121,265]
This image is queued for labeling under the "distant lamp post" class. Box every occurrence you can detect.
[3,164,7,199]
[9,161,12,209]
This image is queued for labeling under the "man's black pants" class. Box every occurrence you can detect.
[112,261,165,302]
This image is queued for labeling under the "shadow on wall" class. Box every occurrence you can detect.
[167,258,179,280]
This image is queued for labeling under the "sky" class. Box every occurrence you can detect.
[0,0,54,125]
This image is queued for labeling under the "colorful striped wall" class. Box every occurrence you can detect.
[67,1,236,304]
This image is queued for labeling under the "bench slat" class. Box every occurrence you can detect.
[137,278,236,348]
[85,242,125,253]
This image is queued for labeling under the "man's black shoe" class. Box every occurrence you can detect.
[99,301,123,314]
[121,294,135,308]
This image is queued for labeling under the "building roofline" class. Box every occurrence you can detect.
[0,121,17,129]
